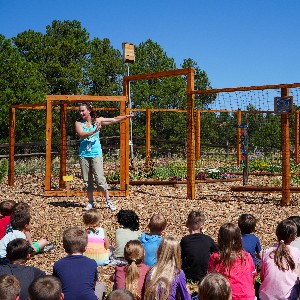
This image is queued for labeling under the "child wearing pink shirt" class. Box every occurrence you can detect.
[0,200,15,239]
[259,219,300,300]
[208,223,256,300]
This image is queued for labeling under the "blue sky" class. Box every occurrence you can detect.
[1,0,299,90]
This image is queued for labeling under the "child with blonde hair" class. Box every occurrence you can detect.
[112,240,149,299]
[83,209,110,266]
[259,219,300,300]
[208,223,256,300]
[144,236,191,300]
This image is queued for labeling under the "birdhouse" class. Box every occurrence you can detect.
[122,42,135,63]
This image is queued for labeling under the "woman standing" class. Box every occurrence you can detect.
[75,103,133,211]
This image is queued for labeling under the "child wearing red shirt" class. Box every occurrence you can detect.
[0,200,15,239]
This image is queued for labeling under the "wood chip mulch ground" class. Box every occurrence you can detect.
[1,174,300,293]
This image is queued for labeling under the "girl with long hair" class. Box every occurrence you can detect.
[144,236,191,300]
[259,219,300,300]
[112,240,149,299]
[208,223,256,300]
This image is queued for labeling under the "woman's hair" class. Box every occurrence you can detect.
[237,214,257,234]
[124,240,145,299]
[116,210,139,231]
[79,103,98,124]
[144,236,181,300]
[83,209,101,229]
[198,273,232,300]
[217,223,244,275]
[271,219,297,271]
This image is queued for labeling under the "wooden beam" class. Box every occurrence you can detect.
[59,103,67,188]
[46,95,127,102]
[8,107,16,186]
[145,108,151,166]
[44,190,127,197]
[231,186,300,193]
[295,111,300,164]
[124,68,193,82]
[45,99,53,191]
[237,111,242,166]
[195,111,201,160]
[186,69,195,199]
[281,88,291,205]
[193,83,300,94]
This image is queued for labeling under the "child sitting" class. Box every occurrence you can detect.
[113,210,141,262]
[144,236,191,300]
[194,273,232,300]
[0,200,16,239]
[140,213,166,266]
[0,238,46,300]
[181,210,217,281]
[83,209,110,266]
[238,213,262,269]
[112,240,149,299]
[208,223,257,300]
[28,275,64,300]
[53,226,106,300]
[5,202,54,254]
[0,274,20,300]
[0,210,32,264]
[259,219,300,300]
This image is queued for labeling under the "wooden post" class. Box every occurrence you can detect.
[195,110,201,161]
[59,103,67,188]
[145,108,151,166]
[45,97,53,191]
[8,107,16,186]
[281,88,291,205]
[187,68,195,200]
[295,110,300,164]
[237,110,242,166]
[121,80,130,196]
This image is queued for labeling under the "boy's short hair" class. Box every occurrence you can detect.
[28,276,62,300]
[6,238,30,262]
[13,201,30,213]
[199,273,231,300]
[0,200,16,216]
[0,274,20,300]
[238,214,256,234]
[10,210,31,231]
[186,211,205,231]
[63,227,88,254]
[287,216,300,237]
[148,214,167,233]
[107,289,135,300]
[83,209,101,227]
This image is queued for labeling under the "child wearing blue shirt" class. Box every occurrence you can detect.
[140,214,167,266]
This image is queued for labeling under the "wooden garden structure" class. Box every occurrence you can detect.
[7,68,300,204]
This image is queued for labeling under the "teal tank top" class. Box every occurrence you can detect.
[79,121,102,157]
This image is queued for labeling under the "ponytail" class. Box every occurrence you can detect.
[273,241,295,271]
[125,260,140,299]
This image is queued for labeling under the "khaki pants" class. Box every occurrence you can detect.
[79,156,108,192]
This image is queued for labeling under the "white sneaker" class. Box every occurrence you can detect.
[85,203,94,211]
[106,199,116,211]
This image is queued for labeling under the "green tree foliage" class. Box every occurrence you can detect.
[0,35,47,143]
